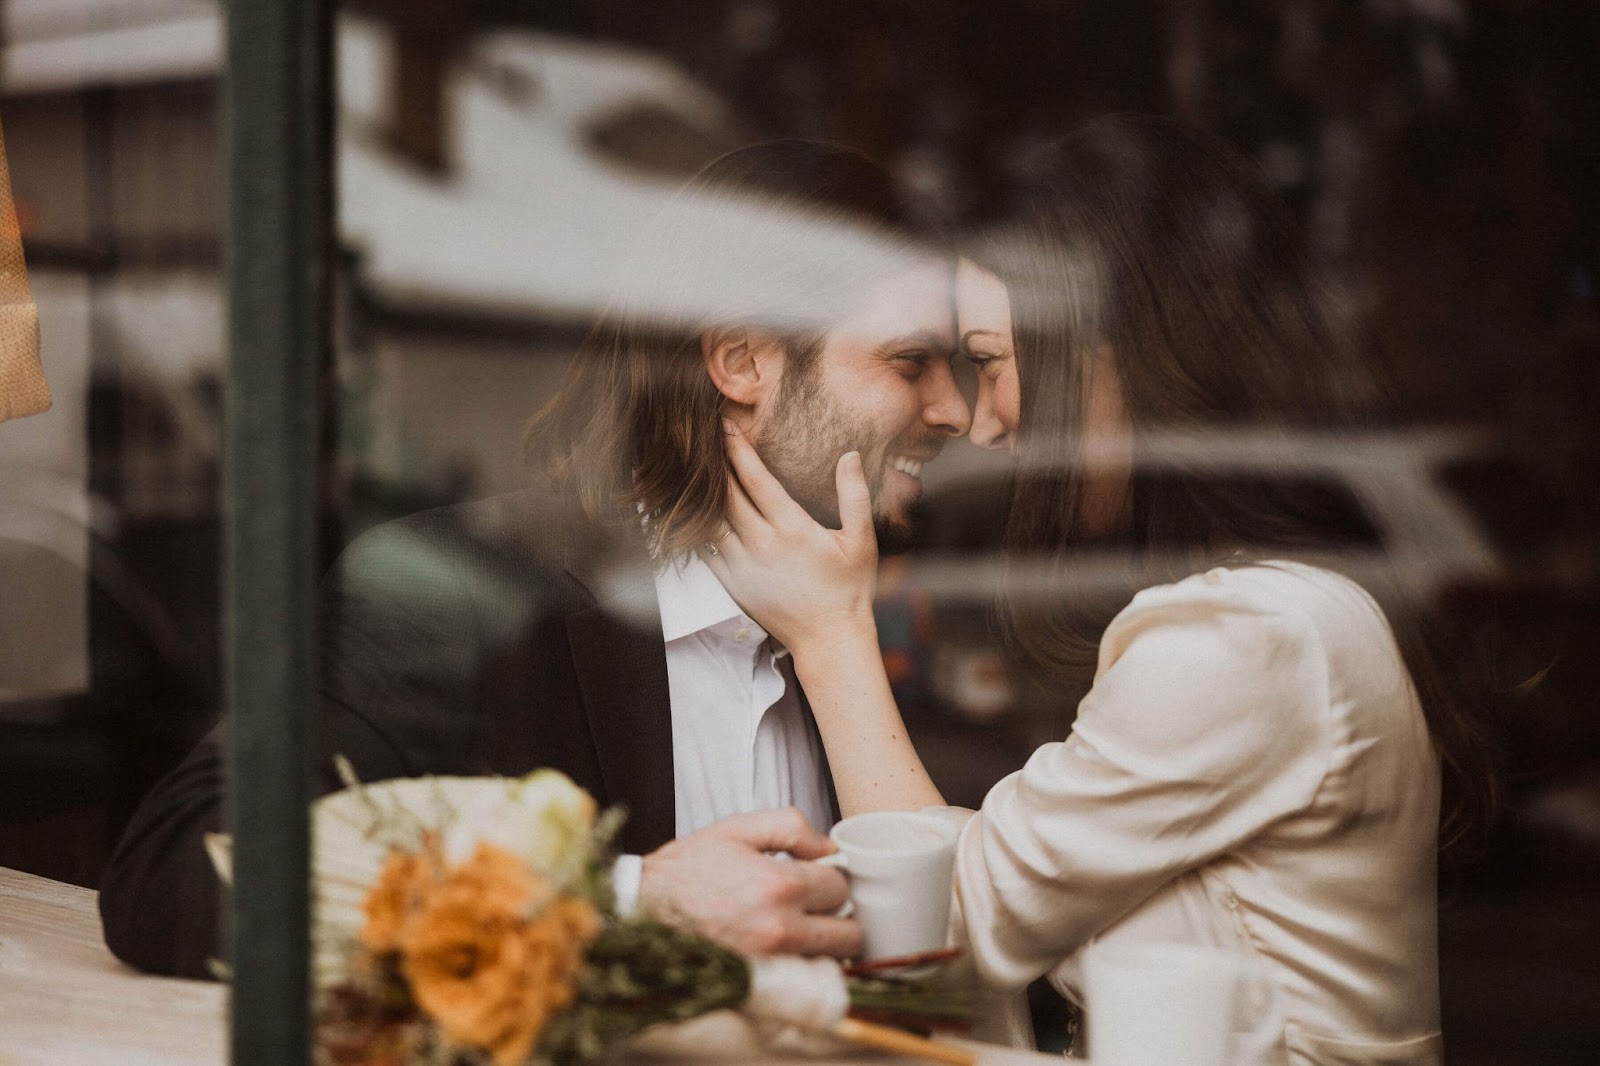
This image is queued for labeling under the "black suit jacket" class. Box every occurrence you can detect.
[99,488,723,978]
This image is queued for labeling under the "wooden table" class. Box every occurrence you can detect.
[0,867,1060,1066]
[0,866,226,1066]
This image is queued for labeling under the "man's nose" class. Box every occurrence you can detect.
[922,360,972,437]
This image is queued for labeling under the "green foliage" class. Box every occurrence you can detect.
[536,918,750,1064]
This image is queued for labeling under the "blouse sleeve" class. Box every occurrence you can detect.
[952,573,1334,990]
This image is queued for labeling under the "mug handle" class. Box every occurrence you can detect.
[813,851,855,917]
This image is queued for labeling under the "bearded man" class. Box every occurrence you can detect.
[99,140,969,978]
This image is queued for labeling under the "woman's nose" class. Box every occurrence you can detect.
[969,393,1009,450]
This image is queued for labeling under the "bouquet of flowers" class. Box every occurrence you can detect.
[206,762,973,1066]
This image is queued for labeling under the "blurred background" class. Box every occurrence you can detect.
[0,1,1596,1060]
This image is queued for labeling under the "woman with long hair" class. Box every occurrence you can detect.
[705,115,1494,1062]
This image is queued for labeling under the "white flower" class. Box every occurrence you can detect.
[441,770,598,887]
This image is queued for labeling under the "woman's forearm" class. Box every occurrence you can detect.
[790,617,945,816]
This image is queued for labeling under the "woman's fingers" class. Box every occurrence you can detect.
[834,451,874,550]
[723,465,763,535]
[723,419,809,525]
[699,533,735,584]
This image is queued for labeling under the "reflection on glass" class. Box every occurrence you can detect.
[2,4,1597,1064]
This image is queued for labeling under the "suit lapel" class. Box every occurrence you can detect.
[565,587,676,854]
[788,658,841,826]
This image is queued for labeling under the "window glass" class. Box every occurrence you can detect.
[2,3,1597,1062]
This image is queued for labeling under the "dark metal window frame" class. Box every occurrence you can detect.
[223,0,330,1060]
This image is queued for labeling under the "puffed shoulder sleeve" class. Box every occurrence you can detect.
[952,572,1333,990]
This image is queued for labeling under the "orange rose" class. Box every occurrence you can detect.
[399,844,599,1066]
[361,848,440,956]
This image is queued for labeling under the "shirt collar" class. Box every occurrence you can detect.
[654,552,751,642]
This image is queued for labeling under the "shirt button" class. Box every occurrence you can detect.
[734,626,751,642]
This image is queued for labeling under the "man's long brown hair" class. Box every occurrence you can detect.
[524,140,924,560]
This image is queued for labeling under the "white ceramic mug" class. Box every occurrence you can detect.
[818,810,959,961]
[1082,941,1282,1066]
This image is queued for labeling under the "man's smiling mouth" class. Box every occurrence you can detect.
[888,455,925,479]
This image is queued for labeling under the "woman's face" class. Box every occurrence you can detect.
[955,258,1134,536]
[954,260,1020,451]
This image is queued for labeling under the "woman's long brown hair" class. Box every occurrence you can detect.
[984,114,1498,849]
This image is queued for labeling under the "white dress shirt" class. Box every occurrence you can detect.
[946,562,1443,1063]
[654,552,833,838]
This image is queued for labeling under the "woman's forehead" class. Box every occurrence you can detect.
[954,260,1013,338]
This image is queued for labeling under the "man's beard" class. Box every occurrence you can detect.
[754,364,933,554]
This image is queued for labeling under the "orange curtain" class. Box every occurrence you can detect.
[0,117,45,424]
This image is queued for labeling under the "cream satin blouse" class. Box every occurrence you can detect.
[950,562,1443,1064]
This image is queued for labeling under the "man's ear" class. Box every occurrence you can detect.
[702,327,785,418]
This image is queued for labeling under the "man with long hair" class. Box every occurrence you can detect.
[100,140,970,976]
